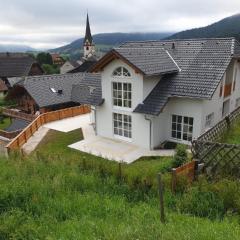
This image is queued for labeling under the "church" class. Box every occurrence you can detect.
[60,14,98,74]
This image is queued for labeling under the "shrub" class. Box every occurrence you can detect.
[201,179,240,214]
[172,144,188,168]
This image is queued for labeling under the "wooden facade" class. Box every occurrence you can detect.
[28,62,44,76]
[7,85,79,115]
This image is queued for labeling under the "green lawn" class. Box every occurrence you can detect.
[0,129,239,239]
[0,117,11,130]
[221,119,240,144]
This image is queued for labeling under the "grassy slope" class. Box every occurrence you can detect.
[0,117,11,130]
[0,129,240,239]
[221,120,240,144]
[0,156,240,239]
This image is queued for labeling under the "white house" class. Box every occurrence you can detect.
[74,38,240,150]
[60,61,82,74]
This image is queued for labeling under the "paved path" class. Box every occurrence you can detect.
[22,127,49,155]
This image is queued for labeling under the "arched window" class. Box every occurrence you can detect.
[112,67,131,77]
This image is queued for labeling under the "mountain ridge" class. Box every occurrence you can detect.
[167,13,240,40]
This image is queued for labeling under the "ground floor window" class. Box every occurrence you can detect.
[113,113,132,139]
[171,115,194,141]
[205,112,214,128]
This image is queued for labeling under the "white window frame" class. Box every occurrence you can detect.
[112,66,131,78]
[113,113,132,141]
[205,112,214,128]
[171,115,194,142]
[112,81,132,110]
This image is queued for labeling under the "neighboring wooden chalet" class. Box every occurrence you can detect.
[0,53,44,90]
[6,72,100,114]
[51,54,65,66]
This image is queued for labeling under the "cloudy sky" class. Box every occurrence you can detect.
[0,0,240,49]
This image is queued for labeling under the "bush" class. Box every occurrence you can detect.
[201,179,240,214]
[172,144,188,168]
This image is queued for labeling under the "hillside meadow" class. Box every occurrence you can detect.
[0,129,240,239]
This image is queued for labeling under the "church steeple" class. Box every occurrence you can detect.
[84,13,93,45]
[83,13,95,58]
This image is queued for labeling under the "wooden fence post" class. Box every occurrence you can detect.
[171,168,177,194]
[118,162,122,181]
[157,173,165,223]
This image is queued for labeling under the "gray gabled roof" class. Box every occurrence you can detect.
[120,38,240,115]
[71,73,103,106]
[113,47,180,76]
[16,72,102,108]
[0,53,36,77]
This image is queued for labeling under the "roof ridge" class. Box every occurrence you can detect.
[121,37,236,45]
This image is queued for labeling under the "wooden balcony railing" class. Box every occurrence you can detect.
[2,108,36,121]
[0,129,22,140]
[224,83,232,98]
[6,105,90,153]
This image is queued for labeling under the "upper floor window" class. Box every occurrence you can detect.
[113,82,132,108]
[113,67,131,77]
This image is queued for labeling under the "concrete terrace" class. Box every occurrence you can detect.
[23,113,174,163]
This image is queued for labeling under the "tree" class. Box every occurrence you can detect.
[36,52,53,66]
[42,64,60,75]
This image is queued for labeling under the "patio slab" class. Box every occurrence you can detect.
[24,112,174,162]
[44,114,91,133]
[69,136,175,164]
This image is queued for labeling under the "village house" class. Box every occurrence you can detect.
[60,60,82,74]
[50,53,65,66]
[7,72,100,114]
[0,53,44,92]
[73,38,240,149]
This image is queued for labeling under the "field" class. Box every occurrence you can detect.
[0,129,240,239]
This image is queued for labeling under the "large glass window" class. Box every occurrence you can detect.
[171,115,194,141]
[113,67,131,77]
[113,113,132,139]
[113,82,132,108]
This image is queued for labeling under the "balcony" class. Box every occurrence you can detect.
[224,83,232,98]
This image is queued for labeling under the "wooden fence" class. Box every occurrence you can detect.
[171,160,197,192]
[6,105,90,153]
[2,108,36,121]
[0,129,22,140]
[192,106,240,178]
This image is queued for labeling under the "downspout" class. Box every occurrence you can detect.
[91,106,97,135]
[145,115,152,150]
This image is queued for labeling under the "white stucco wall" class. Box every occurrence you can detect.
[151,97,203,147]
[60,61,75,74]
[95,57,240,149]
[96,59,152,148]
[201,59,240,132]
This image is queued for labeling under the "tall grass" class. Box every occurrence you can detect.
[0,156,240,239]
